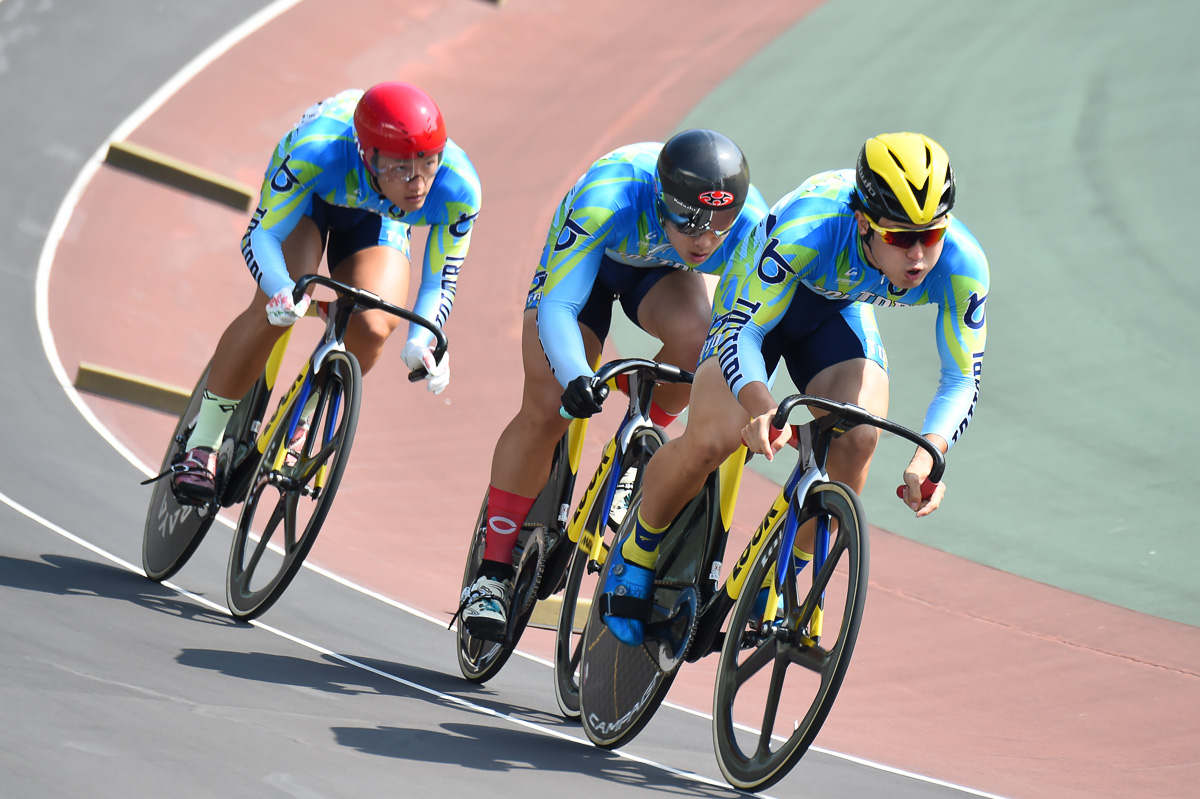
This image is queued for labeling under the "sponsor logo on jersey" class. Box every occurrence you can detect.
[553,209,590,252]
[449,211,478,238]
[965,292,986,330]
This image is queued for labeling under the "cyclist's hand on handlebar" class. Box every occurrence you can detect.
[560,375,608,419]
[898,447,945,517]
[741,411,790,461]
[401,340,450,395]
[266,284,311,327]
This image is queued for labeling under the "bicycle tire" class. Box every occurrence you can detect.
[712,480,869,791]
[225,351,361,620]
[456,432,575,682]
[455,512,547,683]
[554,426,664,720]
[142,362,217,581]
[577,490,693,749]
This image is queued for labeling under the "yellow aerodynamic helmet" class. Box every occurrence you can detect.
[854,132,955,226]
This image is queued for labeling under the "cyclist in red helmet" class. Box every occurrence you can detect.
[170,82,482,506]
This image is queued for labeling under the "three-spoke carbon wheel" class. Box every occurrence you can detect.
[712,481,869,791]
[142,362,217,582]
[554,427,663,720]
[225,351,360,620]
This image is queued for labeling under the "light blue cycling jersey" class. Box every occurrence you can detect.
[704,169,989,447]
[240,89,482,347]
[525,142,768,387]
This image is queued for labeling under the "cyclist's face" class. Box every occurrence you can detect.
[855,211,947,289]
[664,209,737,266]
[372,153,441,211]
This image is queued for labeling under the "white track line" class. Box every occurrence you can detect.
[0,487,774,798]
[26,2,1009,797]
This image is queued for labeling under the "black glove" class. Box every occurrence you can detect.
[561,375,609,419]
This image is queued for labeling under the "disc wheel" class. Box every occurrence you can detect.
[577,491,691,749]
[142,362,217,582]
[225,352,360,620]
[554,426,663,720]
[712,481,868,791]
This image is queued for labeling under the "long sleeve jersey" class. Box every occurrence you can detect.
[704,169,989,447]
[240,89,482,347]
[526,141,768,387]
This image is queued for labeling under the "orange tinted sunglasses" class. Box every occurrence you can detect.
[866,215,950,248]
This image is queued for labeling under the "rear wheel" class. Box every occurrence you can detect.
[456,497,552,683]
[577,489,691,749]
[554,426,663,720]
[142,363,216,582]
[712,481,868,791]
[225,352,361,620]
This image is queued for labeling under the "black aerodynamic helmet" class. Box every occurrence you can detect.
[656,129,750,235]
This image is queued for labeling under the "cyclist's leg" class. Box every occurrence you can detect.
[629,268,712,417]
[465,308,602,629]
[205,216,324,400]
[172,216,323,502]
[599,357,746,643]
[324,208,411,374]
[637,357,747,531]
[786,302,889,551]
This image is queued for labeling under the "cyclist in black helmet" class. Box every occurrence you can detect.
[459,130,768,640]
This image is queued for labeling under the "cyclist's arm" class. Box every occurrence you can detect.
[921,262,989,449]
[536,204,618,388]
[240,143,322,299]
[705,225,813,401]
[407,207,478,348]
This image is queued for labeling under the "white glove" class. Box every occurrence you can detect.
[265,284,311,327]
[401,339,450,395]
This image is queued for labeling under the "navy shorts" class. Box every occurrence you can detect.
[576,255,677,341]
[761,288,888,391]
[307,195,410,271]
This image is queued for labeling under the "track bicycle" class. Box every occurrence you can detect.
[141,273,446,620]
[454,358,692,688]
[577,393,944,791]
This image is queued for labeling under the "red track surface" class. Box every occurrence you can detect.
[47,2,1199,797]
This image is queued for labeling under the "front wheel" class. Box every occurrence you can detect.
[554,426,663,720]
[142,362,216,582]
[712,481,869,791]
[225,351,361,620]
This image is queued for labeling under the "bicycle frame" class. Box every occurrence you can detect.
[220,274,447,508]
[567,362,694,564]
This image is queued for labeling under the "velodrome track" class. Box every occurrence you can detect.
[4,1,1197,798]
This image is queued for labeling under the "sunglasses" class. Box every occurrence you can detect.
[865,215,950,248]
[658,199,735,238]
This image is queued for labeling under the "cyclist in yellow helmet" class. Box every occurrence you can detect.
[601,132,990,646]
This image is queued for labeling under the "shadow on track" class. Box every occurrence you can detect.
[0,553,234,627]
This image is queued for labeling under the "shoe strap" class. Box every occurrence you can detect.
[599,592,653,624]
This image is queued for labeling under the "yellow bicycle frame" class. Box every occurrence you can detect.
[251,311,332,491]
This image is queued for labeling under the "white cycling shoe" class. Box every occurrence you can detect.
[460,575,511,642]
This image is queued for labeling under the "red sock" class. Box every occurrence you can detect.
[649,401,678,428]
[615,374,678,428]
[481,485,536,566]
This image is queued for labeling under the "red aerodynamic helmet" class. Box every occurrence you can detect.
[353,82,447,167]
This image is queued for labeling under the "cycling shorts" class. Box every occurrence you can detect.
[761,288,889,391]
[307,195,410,271]
[576,256,677,341]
